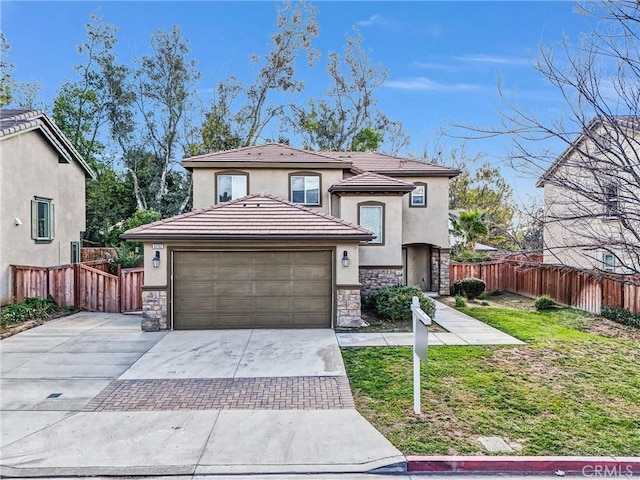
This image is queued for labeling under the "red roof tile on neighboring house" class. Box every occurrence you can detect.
[182,143,350,169]
[323,151,460,177]
[121,193,374,241]
[328,171,415,193]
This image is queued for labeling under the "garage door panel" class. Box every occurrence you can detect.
[214,282,253,296]
[173,250,332,329]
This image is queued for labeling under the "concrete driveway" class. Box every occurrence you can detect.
[0,312,404,477]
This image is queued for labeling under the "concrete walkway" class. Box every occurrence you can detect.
[1,313,404,477]
[336,299,524,347]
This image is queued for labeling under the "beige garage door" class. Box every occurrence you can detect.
[172,250,332,329]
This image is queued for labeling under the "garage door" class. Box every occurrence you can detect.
[172,250,332,329]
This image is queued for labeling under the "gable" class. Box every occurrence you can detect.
[0,110,95,179]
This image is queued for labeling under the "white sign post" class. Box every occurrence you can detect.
[411,296,431,415]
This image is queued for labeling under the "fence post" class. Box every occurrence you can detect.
[73,263,80,309]
[117,264,122,313]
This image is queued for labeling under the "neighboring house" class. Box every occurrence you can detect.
[0,110,95,305]
[537,116,640,274]
[123,143,459,331]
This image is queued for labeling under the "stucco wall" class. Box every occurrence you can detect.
[339,195,404,267]
[401,176,450,247]
[542,163,639,273]
[0,131,87,305]
[192,167,344,215]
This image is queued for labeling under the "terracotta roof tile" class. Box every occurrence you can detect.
[329,171,415,193]
[183,143,349,165]
[323,151,460,177]
[122,193,374,241]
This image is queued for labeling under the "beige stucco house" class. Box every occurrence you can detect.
[0,109,95,305]
[123,143,459,331]
[538,116,639,274]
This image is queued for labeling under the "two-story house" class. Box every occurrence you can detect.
[537,116,639,274]
[0,110,95,305]
[123,143,459,331]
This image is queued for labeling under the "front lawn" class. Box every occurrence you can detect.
[342,297,640,456]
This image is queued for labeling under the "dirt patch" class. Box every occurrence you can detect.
[0,310,78,339]
[579,316,640,343]
[486,346,570,384]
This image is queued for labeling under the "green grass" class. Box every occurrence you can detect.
[342,302,640,456]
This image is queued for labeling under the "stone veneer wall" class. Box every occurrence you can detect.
[336,287,363,327]
[141,289,168,331]
[431,251,441,293]
[359,267,404,296]
[438,249,451,295]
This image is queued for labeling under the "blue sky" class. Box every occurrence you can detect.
[2,1,593,205]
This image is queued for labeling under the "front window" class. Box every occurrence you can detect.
[604,184,618,217]
[410,184,427,207]
[359,203,384,244]
[31,197,54,241]
[291,175,320,205]
[217,174,247,203]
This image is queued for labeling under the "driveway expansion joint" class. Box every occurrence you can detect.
[84,376,355,411]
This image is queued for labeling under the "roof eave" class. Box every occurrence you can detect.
[328,185,415,193]
[121,233,374,242]
[370,169,460,177]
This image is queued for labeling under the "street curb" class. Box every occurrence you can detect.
[406,456,640,475]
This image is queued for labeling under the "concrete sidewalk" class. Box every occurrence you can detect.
[336,299,524,347]
[1,313,404,477]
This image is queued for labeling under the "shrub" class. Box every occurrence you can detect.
[481,301,490,306]
[372,285,436,322]
[107,243,144,274]
[452,278,486,299]
[534,295,556,311]
[454,295,467,308]
[601,307,640,328]
[1,295,57,327]
[478,292,488,300]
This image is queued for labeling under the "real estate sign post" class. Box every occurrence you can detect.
[411,296,431,414]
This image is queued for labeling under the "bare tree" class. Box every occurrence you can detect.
[459,0,640,274]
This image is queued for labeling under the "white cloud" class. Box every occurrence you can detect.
[385,77,484,92]
[454,54,529,66]
[412,61,464,72]
[357,14,382,27]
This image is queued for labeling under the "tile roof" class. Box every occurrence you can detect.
[0,109,95,179]
[329,172,415,193]
[121,193,374,241]
[323,151,460,177]
[183,143,349,168]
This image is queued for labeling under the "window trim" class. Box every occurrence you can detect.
[603,183,619,219]
[358,201,385,246]
[70,241,81,264]
[289,171,322,206]
[409,182,427,208]
[31,197,54,243]
[602,253,616,272]
[215,170,249,204]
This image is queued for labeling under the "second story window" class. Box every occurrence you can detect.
[31,197,54,242]
[359,202,384,245]
[410,183,427,207]
[290,174,320,205]
[217,173,247,203]
[603,184,619,217]
[602,253,616,272]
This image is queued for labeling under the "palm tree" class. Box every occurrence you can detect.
[450,209,489,253]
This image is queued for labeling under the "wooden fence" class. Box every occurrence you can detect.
[450,260,640,314]
[11,261,143,313]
